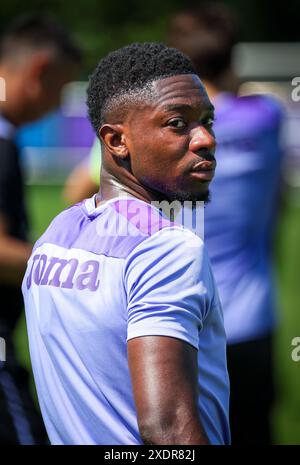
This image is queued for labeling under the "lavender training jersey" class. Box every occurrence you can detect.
[22,196,230,445]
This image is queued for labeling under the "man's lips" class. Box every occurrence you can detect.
[189,159,216,181]
[191,160,216,172]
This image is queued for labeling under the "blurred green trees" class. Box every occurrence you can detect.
[1,0,300,77]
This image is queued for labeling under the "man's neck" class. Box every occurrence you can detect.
[96,167,165,207]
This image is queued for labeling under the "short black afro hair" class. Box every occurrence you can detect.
[87,42,197,135]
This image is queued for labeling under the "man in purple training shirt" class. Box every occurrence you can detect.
[22,42,230,445]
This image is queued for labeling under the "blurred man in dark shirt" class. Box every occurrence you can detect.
[0,13,81,444]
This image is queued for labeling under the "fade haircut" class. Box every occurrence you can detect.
[0,13,82,66]
[87,42,197,136]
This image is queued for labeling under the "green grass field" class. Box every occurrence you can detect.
[272,189,300,444]
[14,183,300,444]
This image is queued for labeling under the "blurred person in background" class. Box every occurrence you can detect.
[0,13,81,444]
[168,4,284,445]
[63,138,100,205]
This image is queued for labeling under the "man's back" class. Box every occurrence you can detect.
[23,196,230,445]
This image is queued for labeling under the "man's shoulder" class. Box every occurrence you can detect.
[122,216,205,275]
[32,202,87,252]
[33,198,204,261]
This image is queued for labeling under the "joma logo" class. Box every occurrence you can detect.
[26,254,100,291]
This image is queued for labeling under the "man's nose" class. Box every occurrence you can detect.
[189,126,216,154]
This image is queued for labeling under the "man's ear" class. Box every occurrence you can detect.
[99,124,129,159]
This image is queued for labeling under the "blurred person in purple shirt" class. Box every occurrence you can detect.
[168,4,283,444]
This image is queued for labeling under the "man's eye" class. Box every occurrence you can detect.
[168,118,187,129]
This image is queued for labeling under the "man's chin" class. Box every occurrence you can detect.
[169,189,211,205]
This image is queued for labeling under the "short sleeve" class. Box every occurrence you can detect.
[124,227,217,350]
